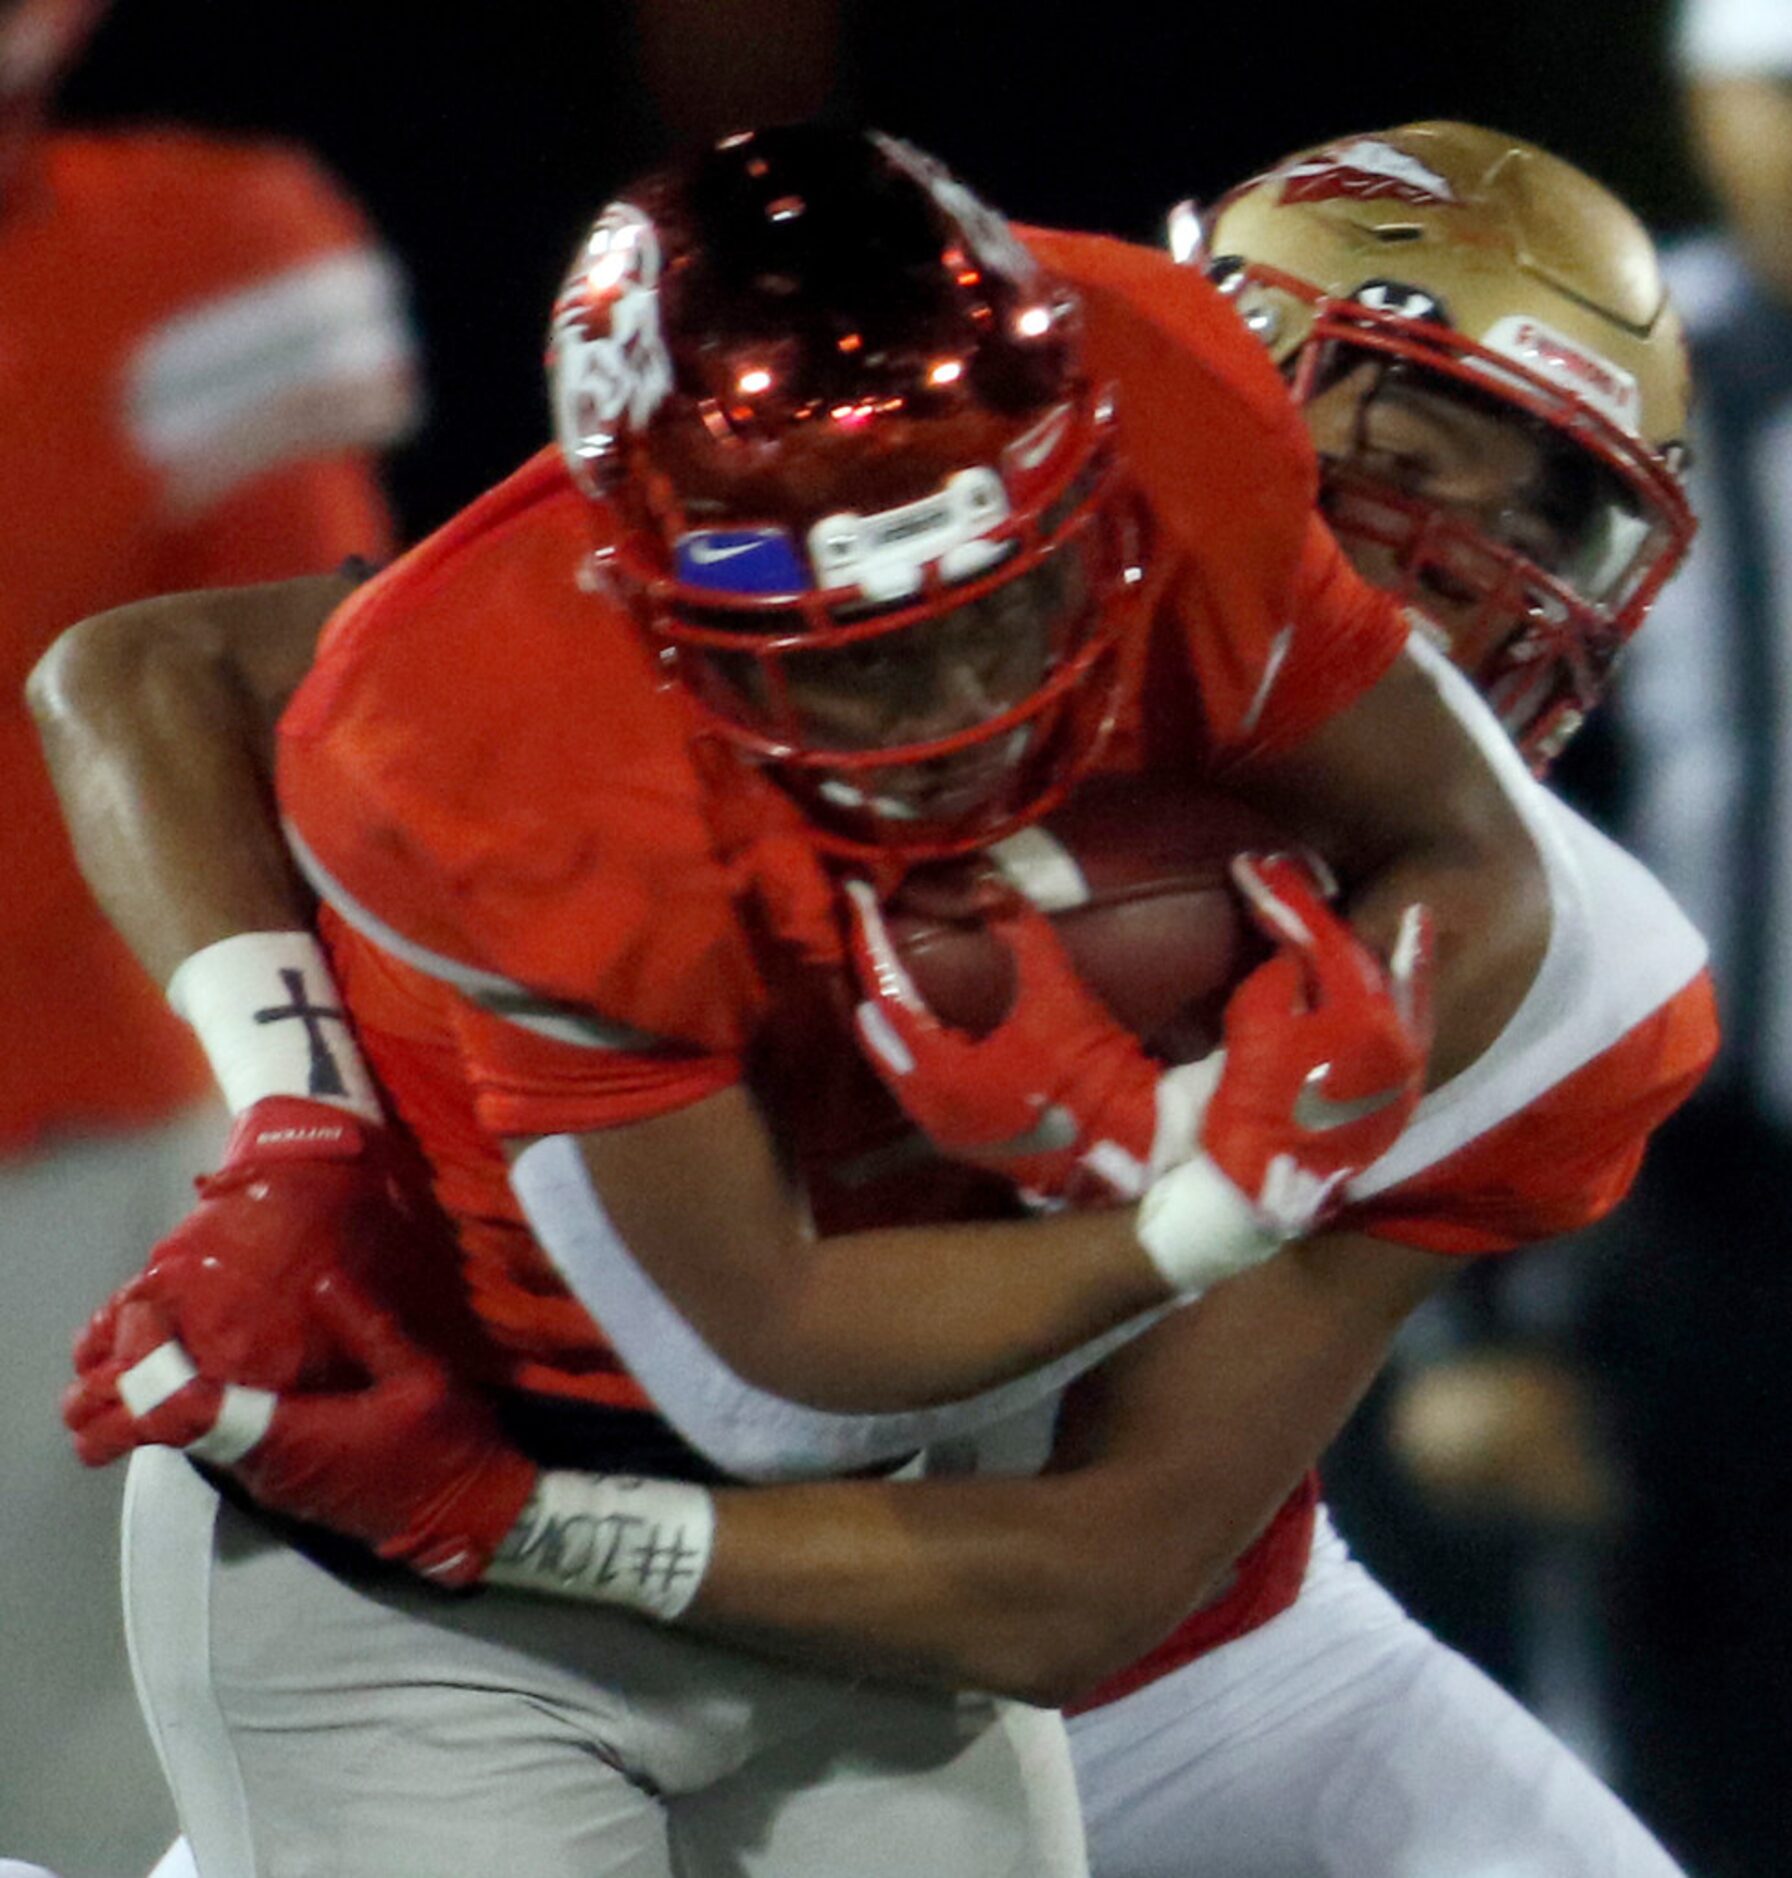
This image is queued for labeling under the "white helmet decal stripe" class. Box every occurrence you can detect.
[1276,139,1458,208]
[1477,314,1641,434]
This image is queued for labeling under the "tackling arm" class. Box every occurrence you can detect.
[1228,640,1552,1088]
[68,1212,1446,1667]
[522,1226,1452,1704]
[25,574,351,985]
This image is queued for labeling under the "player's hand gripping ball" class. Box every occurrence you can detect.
[850,873,1182,1204]
[846,776,1431,1231]
[845,775,1284,1204]
[1197,853,1432,1234]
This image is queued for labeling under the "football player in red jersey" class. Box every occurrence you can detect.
[557,125,1707,1877]
[29,123,1650,1877]
[60,123,1720,1878]
[425,126,1709,1877]
[0,3,417,1870]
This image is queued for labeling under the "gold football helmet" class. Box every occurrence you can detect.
[1178,121,1695,766]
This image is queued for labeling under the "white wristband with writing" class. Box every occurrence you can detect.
[484,1470,716,1622]
[167,930,381,1122]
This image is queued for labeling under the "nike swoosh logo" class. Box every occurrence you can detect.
[687,539,765,564]
[1292,1070,1406,1133]
[985,1103,1079,1159]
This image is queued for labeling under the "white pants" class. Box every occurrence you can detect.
[1068,1509,1686,1878]
[122,1448,1087,1878]
[0,1106,222,1878]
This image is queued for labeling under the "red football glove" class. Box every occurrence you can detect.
[846,852,1431,1246]
[845,878,1216,1205]
[1198,852,1433,1234]
[65,1276,537,1588]
[69,1097,428,1456]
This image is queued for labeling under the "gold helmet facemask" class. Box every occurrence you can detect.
[1182,122,1696,769]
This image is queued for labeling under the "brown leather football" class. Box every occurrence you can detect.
[884,773,1292,1062]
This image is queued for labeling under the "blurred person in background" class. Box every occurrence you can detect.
[1576,0,1792,1869]
[0,1,417,1871]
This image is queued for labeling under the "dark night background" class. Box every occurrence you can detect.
[59,0,1708,538]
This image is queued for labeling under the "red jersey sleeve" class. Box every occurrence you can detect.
[103,135,418,537]
[450,997,742,1141]
[279,455,780,1057]
[1021,225,1407,764]
[1175,511,1409,762]
[1349,968,1720,1256]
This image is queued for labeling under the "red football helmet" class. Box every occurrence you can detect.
[0,0,105,194]
[548,124,1148,858]
[1184,123,1696,770]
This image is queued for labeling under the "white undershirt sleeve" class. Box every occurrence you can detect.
[509,1133,1167,1482]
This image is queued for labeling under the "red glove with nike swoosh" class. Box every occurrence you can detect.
[849,853,1430,1295]
[845,878,1203,1205]
[1205,853,1432,1224]
[1135,853,1432,1290]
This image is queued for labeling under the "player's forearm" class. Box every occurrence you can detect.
[688,1243,1431,1704]
[557,1060,1309,1423]
[26,575,349,987]
[1233,648,1551,1086]
[750,1207,1174,1412]
[687,1472,1131,1701]
[558,1104,1194,1419]
[703,1141,1355,1415]
[490,1460,1150,1703]
[487,1236,1427,1706]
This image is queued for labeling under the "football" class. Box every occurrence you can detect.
[884,773,1294,1062]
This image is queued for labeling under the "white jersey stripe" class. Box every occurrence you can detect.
[127,248,419,511]
[1351,634,1709,1199]
[282,819,668,1054]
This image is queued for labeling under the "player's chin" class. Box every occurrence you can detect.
[866,745,1026,824]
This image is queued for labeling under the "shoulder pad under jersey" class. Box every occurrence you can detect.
[279,451,770,1053]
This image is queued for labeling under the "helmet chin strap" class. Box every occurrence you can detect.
[808,726,1036,834]
[817,778,923,821]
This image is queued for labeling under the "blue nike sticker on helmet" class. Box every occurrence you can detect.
[674,528,811,595]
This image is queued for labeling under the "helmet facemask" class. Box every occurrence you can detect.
[1256,269,1693,768]
[1187,122,1698,772]
[550,127,1149,858]
[620,400,1142,855]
